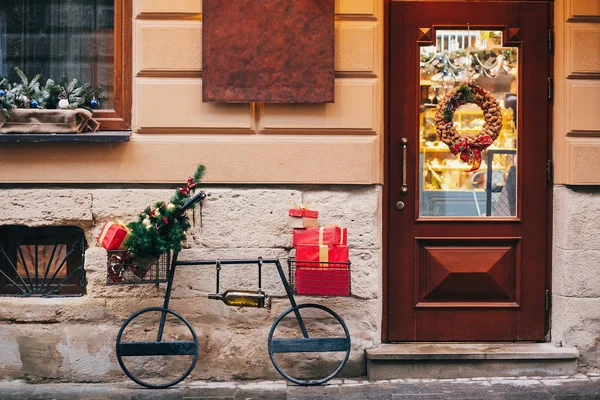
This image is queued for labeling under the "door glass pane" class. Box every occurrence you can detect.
[419,30,517,217]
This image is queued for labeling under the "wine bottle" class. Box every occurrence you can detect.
[208,290,265,308]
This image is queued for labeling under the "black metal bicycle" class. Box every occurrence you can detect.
[108,192,352,389]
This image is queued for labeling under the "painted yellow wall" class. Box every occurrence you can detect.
[0,0,383,184]
[554,0,600,184]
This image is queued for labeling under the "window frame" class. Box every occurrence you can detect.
[93,0,132,131]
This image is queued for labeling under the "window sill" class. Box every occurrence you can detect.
[0,131,132,143]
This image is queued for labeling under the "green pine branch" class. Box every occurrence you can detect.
[124,165,206,258]
[0,68,103,116]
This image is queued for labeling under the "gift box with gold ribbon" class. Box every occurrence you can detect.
[97,220,130,251]
[296,244,348,267]
[293,226,347,246]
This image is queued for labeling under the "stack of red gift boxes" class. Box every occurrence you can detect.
[289,206,350,296]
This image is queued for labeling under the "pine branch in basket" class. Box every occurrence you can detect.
[124,165,206,259]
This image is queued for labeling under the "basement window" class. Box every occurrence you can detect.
[0,226,86,297]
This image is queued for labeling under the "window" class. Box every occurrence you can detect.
[0,0,131,130]
[0,226,86,297]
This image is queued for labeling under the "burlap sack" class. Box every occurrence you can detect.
[0,108,100,134]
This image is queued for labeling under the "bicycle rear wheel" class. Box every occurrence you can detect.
[268,303,351,385]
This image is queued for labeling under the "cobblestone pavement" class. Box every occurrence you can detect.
[1,373,599,400]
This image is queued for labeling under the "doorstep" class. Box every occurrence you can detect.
[366,343,579,380]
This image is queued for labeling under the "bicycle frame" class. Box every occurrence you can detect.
[157,256,309,341]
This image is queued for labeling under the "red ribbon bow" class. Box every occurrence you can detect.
[449,135,493,172]
[469,83,486,96]
[179,177,197,197]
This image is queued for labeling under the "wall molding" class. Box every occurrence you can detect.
[0,136,379,184]
[137,70,202,78]
[138,127,377,136]
[137,127,253,135]
[136,13,375,22]
[567,16,600,23]
[336,15,378,22]
[336,72,378,78]
[136,71,376,79]
[567,130,600,137]
[137,12,201,20]
[259,128,376,135]
[567,73,600,80]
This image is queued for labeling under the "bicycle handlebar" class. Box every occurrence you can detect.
[180,191,207,214]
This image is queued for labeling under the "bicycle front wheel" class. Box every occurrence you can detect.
[268,303,351,385]
[116,307,199,389]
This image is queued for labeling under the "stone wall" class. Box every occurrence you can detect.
[552,185,600,368]
[0,186,382,382]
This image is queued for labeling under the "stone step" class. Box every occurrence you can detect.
[366,343,580,380]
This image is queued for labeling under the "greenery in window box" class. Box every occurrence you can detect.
[0,68,102,119]
[124,165,206,259]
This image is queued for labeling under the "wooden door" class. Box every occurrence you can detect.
[387,1,551,341]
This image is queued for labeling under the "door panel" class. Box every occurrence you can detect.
[416,239,519,306]
[387,1,550,341]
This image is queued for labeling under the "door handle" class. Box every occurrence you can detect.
[400,138,408,194]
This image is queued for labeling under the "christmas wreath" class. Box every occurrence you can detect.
[434,84,502,171]
[124,165,206,259]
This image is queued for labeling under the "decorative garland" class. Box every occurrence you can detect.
[420,49,517,80]
[0,67,101,119]
[434,84,502,171]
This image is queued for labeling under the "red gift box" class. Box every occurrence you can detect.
[97,221,130,251]
[288,208,318,218]
[296,244,348,267]
[289,207,318,228]
[293,226,347,246]
[295,267,350,296]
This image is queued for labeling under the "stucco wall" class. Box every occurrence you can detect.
[0,0,384,185]
[554,0,600,184]
[0,187,382,382]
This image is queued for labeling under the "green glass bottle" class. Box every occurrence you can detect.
[208,290,265,308]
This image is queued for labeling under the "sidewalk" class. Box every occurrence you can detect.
[1,373,600,400]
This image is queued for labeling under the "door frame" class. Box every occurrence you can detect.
[381,0,554,342]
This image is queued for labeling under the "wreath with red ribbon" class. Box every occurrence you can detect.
[434,84,502,171]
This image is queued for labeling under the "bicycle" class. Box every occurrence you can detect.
[108,192,352,388]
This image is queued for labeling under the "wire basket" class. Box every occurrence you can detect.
[288,258,351,297]
[106,250,171,285]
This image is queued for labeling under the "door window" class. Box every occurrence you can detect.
[419,30,518,217]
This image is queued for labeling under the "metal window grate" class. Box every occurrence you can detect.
[0,226,86,297]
